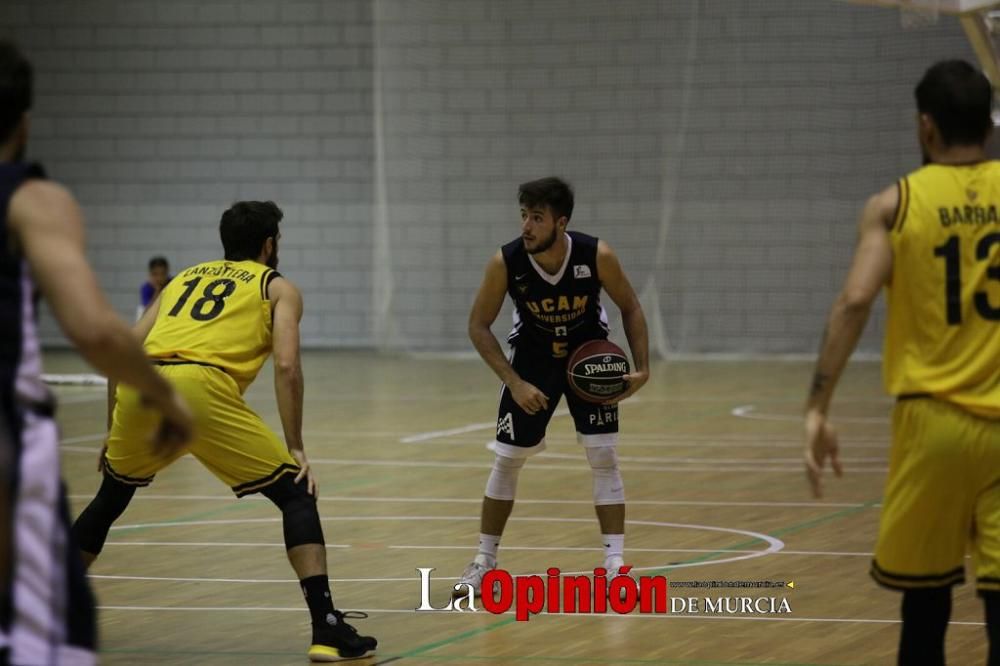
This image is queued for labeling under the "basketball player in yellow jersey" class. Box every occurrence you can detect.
[805,61,1000,665]
[71,202,377,662]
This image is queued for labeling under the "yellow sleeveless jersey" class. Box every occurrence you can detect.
[144,260,277,393]
[884,161,1000,418]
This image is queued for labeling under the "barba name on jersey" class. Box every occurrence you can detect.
[938,204,1000,227]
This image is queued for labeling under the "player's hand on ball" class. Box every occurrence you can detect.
[291,449,318,497]
[603,369,648,405]
[510,379,549,415]
[804,409,843,499]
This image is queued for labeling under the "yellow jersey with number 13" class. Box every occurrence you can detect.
[144,259,277,393]
[884,161,1000,418]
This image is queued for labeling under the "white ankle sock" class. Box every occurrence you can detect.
[602,533,624,564]
[476,533,500,566]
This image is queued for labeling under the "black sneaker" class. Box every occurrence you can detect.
[308,610,378,662]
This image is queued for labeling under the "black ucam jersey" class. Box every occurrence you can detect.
[0,162,50,411]
[502,230,609,359]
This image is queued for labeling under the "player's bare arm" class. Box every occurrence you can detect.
[270,275,314,495]
[804,183,896,498]
[9,180,193,449]
[469,250,549,415]
[596,240,649,404]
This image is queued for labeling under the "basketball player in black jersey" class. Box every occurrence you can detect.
[0,42,193,664]
[455,177,649,595]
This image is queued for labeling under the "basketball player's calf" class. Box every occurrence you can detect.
[586,445,626,572]
[898,587,951,666]
[261,476,376,661]
[71,471,138,567]
[573,395,626,576]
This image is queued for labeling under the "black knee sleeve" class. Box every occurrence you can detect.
[260,475,325,549]
[899,586,951,666]
[71,473,136,556]
[983,590,1000,666]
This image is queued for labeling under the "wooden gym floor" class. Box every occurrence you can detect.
[45,351,988,665]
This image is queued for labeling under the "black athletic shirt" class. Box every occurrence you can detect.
[0,161,49,411]
[502,230,609,359]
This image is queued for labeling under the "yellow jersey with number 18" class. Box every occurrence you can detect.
[144,259,277,393]
[884,161,1000,418]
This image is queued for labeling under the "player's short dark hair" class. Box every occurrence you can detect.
[148,256,168,270]
[0,41,32,145]
[518,177,574,222]
[915,60,993,147]
[219,201,283,261]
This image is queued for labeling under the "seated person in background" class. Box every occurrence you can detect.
[138,255,170,319]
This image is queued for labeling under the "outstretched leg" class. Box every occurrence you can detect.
[71,471,138,569]
[260,475,376,661]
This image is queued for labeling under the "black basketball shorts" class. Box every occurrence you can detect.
[492,344,619,458]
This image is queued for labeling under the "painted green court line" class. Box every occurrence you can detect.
[99,647,859,666]
[646,499,880,576]
[387,500,881,663]
[106,474,378,535]
[382,655,859,666]
[393,617,518,659]
[770,499,879,538]
[109,497,260,535]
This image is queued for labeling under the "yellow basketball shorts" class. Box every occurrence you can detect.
[103,363,299,496]
[871,397,1000,594]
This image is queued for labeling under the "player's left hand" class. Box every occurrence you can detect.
[804,409,843,498]
[290,448,318,497]
[603,369,648,405]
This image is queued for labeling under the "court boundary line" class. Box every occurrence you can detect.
[106,515,784,573]
[93,605,986,627]
[69,493,880,508]
[63,450,888,474]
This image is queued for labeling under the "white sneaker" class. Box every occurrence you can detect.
[604,555,625,575]
[604,556,630,602]
[453,555,495,598]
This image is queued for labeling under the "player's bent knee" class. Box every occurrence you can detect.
[71,473,137,556]
[586,446,624,505]
[485,454,525,501]
[261,475,325,549]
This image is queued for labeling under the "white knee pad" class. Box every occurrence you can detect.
[485,454,526,501]
[586,446,624,505]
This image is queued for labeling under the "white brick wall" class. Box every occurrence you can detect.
[4,0,974,352]
[373,0,972,353]
[5,0,374,346]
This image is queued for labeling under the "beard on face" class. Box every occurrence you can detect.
[525,225,558,255]
[267,248,279,269]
